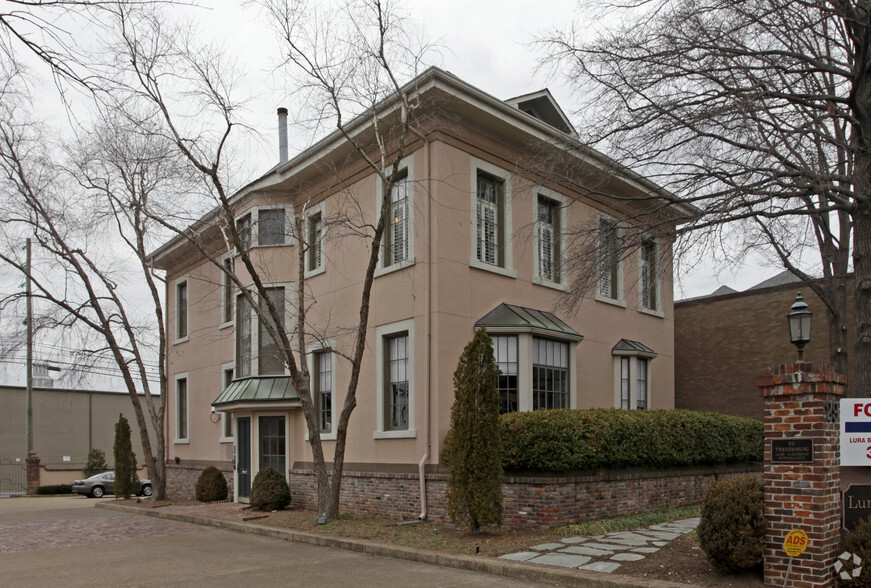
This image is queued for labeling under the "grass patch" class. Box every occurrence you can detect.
[555,505,701,537]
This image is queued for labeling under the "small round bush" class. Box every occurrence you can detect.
[250,467,291,511]
[195,466,228,502]
[698,475,765,572]
[843,516,871,585]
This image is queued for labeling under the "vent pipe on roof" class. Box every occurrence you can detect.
[277,107,288,164]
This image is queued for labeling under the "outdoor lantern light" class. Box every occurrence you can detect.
[788,292,813,361]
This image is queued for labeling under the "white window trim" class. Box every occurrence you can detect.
[595,213,626,308]
[306,339,337,441]
[485,329,578,412]
[173,275,190,344]
[532,186,569,292]
[174,372,190,444]
[304,202,326,279]
[234,283,294,378]
[612,354,655,410]
[469,157,516,279]
[233,205,295,252]
[637,238,665,318]
[374,318,416,439]
[219,362,234,443]
[220,255,234,330]
[375,154,415,277]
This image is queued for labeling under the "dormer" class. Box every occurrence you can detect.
[505,89,578,138]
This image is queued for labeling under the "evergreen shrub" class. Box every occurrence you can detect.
[250,467,291,511]
[499,408,762,472]
[443,328,503,534]
[195,466,229,502]
[83,448,108,477]
[842,517,871,586]
[113,414,139,499]
[37,484,73,495]
[697,474,764,572]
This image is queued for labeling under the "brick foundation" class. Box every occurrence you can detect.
[287,463,759,529]
[165,461,234,500]
[758,362,844,588]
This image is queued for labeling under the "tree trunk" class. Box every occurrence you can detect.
[854,205,871,396]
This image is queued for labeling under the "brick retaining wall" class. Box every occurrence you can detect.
[165,461,234,500]
[287,463,759,529]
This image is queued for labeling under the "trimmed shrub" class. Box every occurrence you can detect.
[113,414,139,499]
[500,408,763,472]
[443,328,503,534]
[37,484,73,495]
[195,466,229,502]
[697,475,764,572]
[83,448,108,477]
[250,467,291,511]
[842,517,871,586]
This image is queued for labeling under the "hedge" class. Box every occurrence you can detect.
[500,409,763,472]
[37,484,73,495]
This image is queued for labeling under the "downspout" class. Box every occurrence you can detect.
[409,124,431,520]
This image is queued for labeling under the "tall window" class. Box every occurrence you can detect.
[236,213,252,251]
[258,209,285,246]
[386,334,409,430]
[640,239,658,311]
[314,351,332,433]
[307,211,323,272]
[222,258,233,324]
[176,280,188,340]
[620,357,631,410]
[259,416,286,475]
[236,294,252,377]
[176,376,188,440]
[597,218,620,300]
[476,172,504,266]
[637,358,649,409]
[492,335,518,414]
[536,196,560,282]
[222,368,233,439]
[258,287,285,375]
[532,338,569,410]
[384,173,409,266]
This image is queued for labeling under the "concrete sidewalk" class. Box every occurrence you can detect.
[99,501,697,588]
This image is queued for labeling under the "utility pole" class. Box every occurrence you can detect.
[25,237,33,455]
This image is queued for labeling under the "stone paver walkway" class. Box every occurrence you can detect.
[498,517,699,574]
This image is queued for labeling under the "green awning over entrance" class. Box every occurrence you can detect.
[475,303,583,341]
[212,376,299,408]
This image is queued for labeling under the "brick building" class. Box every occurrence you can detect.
[674,272,854,421]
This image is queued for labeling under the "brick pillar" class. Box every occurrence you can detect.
[757,362,845,587]
[25,451,41,495]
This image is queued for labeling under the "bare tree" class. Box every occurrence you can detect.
[0,72,187,499]
[98,0,430,519]
[539,0,870,388]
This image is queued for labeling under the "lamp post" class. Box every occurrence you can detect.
[787,292,812,361]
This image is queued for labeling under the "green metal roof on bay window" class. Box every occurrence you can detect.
[475,303,583,341]
[612,339,658,358]
[212,376,300,408]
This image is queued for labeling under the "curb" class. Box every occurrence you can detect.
[97,502,695,588]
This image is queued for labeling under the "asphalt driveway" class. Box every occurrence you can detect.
[0,496,543,587]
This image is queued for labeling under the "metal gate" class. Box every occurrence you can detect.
[0,457,26,495]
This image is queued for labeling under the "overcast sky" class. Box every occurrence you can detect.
[2,0,779,388]
[186,0,776,297]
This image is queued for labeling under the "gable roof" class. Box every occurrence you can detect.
[505,89,577,138]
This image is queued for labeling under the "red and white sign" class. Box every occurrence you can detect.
[841,399,871,466]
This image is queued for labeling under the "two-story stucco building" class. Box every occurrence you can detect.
[151,67,692,512]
